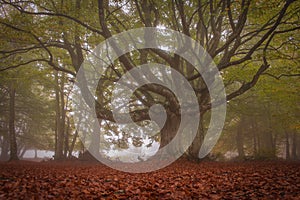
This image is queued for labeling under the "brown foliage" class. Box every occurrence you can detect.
[0,160,299,199]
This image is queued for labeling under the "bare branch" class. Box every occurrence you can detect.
[0,58,75,76]
[262,73,300,80]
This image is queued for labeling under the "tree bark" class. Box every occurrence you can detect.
[9,83,18,161]
[159,111,206,161]
[159,112,180,157]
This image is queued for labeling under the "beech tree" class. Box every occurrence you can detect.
[0,0,299,160]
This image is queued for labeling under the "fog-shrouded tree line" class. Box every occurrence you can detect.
[0,0,299,161]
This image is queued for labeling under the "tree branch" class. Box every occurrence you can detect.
[0,0,103,35]
[262,73,300,80]
[218,0,295,70]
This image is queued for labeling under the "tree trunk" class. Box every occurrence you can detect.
[291,130,297,160]
[88,119,102,159]
[19,147,26,159]
[0,131,10,161]
[34,149,38,159]
[252,118,258,156]
[9,83,18,161]
[253,133,257,156]
[285,130,290,160]
[54,71,64,160]
[68,115,83,158]
[273,133,277,157]
[257,129,261,157]
[296,133,300,160]
[188,116,204,160]
[64,117,70,158]
[68,130,79,158]
[236,118,245,160]
[54,115,58,159]
[159,112,180,157]
[60,72,66,158]
[158,110,205,161]
[258,131,276,159]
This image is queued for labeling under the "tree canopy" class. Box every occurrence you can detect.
[0,0,299,161]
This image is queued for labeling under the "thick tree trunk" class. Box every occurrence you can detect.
[158,108,207,161]
[9,84,18,161]
[188,117,204,160]
[159,110,206,161]
[159,112,180,157]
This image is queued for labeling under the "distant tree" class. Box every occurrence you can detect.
[8,82,18,161]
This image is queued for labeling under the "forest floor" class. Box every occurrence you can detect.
[0,159,299,199]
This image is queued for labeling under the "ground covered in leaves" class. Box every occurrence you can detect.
[0,159,299,199]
